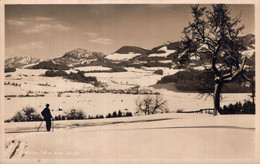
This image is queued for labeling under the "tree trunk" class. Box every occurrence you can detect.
[251,80,255,104]
[152,106,157,115]
[213,82,223,116]
[146,105,150,115]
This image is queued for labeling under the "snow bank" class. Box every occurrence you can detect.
[190,55,200,60]
[141,67,182,75]
[73,66,112,72]
[193,64,211,70]
[158,60,173,63]
[105,52,142,61]
[149,46,176,58]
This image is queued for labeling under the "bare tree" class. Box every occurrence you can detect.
[151,95,168,114]
[181,4,248,115]
[136,94,168,115]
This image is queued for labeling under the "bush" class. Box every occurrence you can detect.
[111,67,127,72]
[66,109,86,120]
[154,69,163,75]
[12,106,42,122]
[220,100,255,114]
[5,68,16,73]
[176,109,184,113]
[105,111,133,118]
[118,110,122,117]
[242,101,255,114]
[93,114,104,119]
[54,115,66,120]
[12,111,25,122]
[112,111,118,117]
[106,113,112,118]
[125,112,133,117]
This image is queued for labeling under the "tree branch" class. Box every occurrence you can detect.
[222,57,247,83]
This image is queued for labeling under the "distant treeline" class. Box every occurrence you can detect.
[5,68,16,73]
[45,70,99,86]
[176,100,255,115]
[30,60,70,70]
[5,107,133,122]
[157,69,254,93]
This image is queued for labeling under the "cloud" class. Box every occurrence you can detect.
[7,17,71,34]
[6,19,25,26]
[20,16,54,21]
[6,17,54,26]
[23,24,72,33]
[83,32,97,37]
[17,41,44,50]
[34,17,54,21]
[89,38,113,45]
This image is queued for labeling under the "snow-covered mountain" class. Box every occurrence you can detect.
[5,56,42,69]
[239,34,255,49]
[239,34,255,58]
[5,34,254,69]
[52,48,107,66]
[106,46,148,61]
[62,48,106,59]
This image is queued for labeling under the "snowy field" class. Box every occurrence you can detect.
[4,66,255,161]
[4,67,252,120]
[106,52,142,61]
[72,66,112,72]
[4,91,251,120]
[5,113,255,160]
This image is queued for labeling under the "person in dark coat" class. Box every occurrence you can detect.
[41,104,53,132]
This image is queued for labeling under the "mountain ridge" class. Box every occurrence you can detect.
[5,56,42,69]
[5,34,255,69]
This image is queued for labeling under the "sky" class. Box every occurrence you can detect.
[5,4,255,59]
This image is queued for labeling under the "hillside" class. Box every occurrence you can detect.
[52,48,107,67]
[115,46,148,55]
[106,46,148,61]
[239,34,255,49]
[5,56,41,69]
[29,60,70,70]
[61,48,106,59]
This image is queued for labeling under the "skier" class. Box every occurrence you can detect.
[41,104,53,132]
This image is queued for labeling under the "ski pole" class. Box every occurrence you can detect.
[52,119,54,132]
[37,120,43,132]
